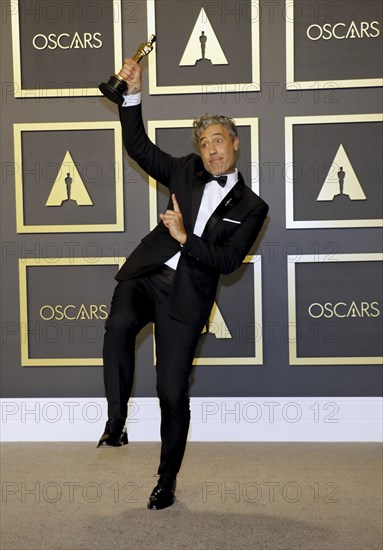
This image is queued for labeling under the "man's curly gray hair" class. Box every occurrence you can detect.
[192,114,238,144]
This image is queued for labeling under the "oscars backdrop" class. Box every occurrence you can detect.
[1,0,382,441]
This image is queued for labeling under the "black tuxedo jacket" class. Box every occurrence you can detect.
[116,104,269,330]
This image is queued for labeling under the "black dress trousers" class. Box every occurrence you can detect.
[102,265,201,478]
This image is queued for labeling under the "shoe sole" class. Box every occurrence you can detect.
[96,430,128,448]
[147,496,175,510]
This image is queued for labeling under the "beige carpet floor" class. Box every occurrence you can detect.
[1,442,382,550]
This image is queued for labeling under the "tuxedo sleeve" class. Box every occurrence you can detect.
[181,201,268,275]
[119,103,188,186]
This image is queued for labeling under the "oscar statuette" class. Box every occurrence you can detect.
[99,35,156,105]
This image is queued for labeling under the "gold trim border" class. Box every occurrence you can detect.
[285,0,383,90]
[11,0,122,98]
[147,0,260,94]
[14,121,124,233]
[287,253,383,365]
[19,257,126,366]
[285,113,383,229]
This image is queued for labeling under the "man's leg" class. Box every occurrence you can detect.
[154,317,201,479]
[98,278,153,446]
[147,284,201,508]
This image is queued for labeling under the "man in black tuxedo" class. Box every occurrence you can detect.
[97,59,269,509]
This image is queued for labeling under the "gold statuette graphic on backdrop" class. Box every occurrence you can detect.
[99,35,156,105]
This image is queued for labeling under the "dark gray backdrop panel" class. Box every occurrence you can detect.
[295,260,383,358]
[18,0,115,90]
[21,129,117,225]
[154,0,252,86]
[294,0,383,81]
[293,121,382,221]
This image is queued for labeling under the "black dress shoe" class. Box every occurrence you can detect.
[147,477,176,510]
[96,419,128,448]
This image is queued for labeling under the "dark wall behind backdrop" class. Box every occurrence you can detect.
[1,0,382,399]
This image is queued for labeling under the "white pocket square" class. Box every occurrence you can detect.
[222,218,241,224]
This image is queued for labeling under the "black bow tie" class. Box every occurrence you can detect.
[207,175,228,187]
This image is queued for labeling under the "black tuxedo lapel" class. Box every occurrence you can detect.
[201,177,245,239]
[191,166,208,227]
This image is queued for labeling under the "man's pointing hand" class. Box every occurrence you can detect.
[159,193,187,245]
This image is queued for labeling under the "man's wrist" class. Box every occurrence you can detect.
[127,86,141,95]
[179,234,187,246]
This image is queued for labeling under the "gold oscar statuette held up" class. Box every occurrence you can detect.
[99,35,156,105]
